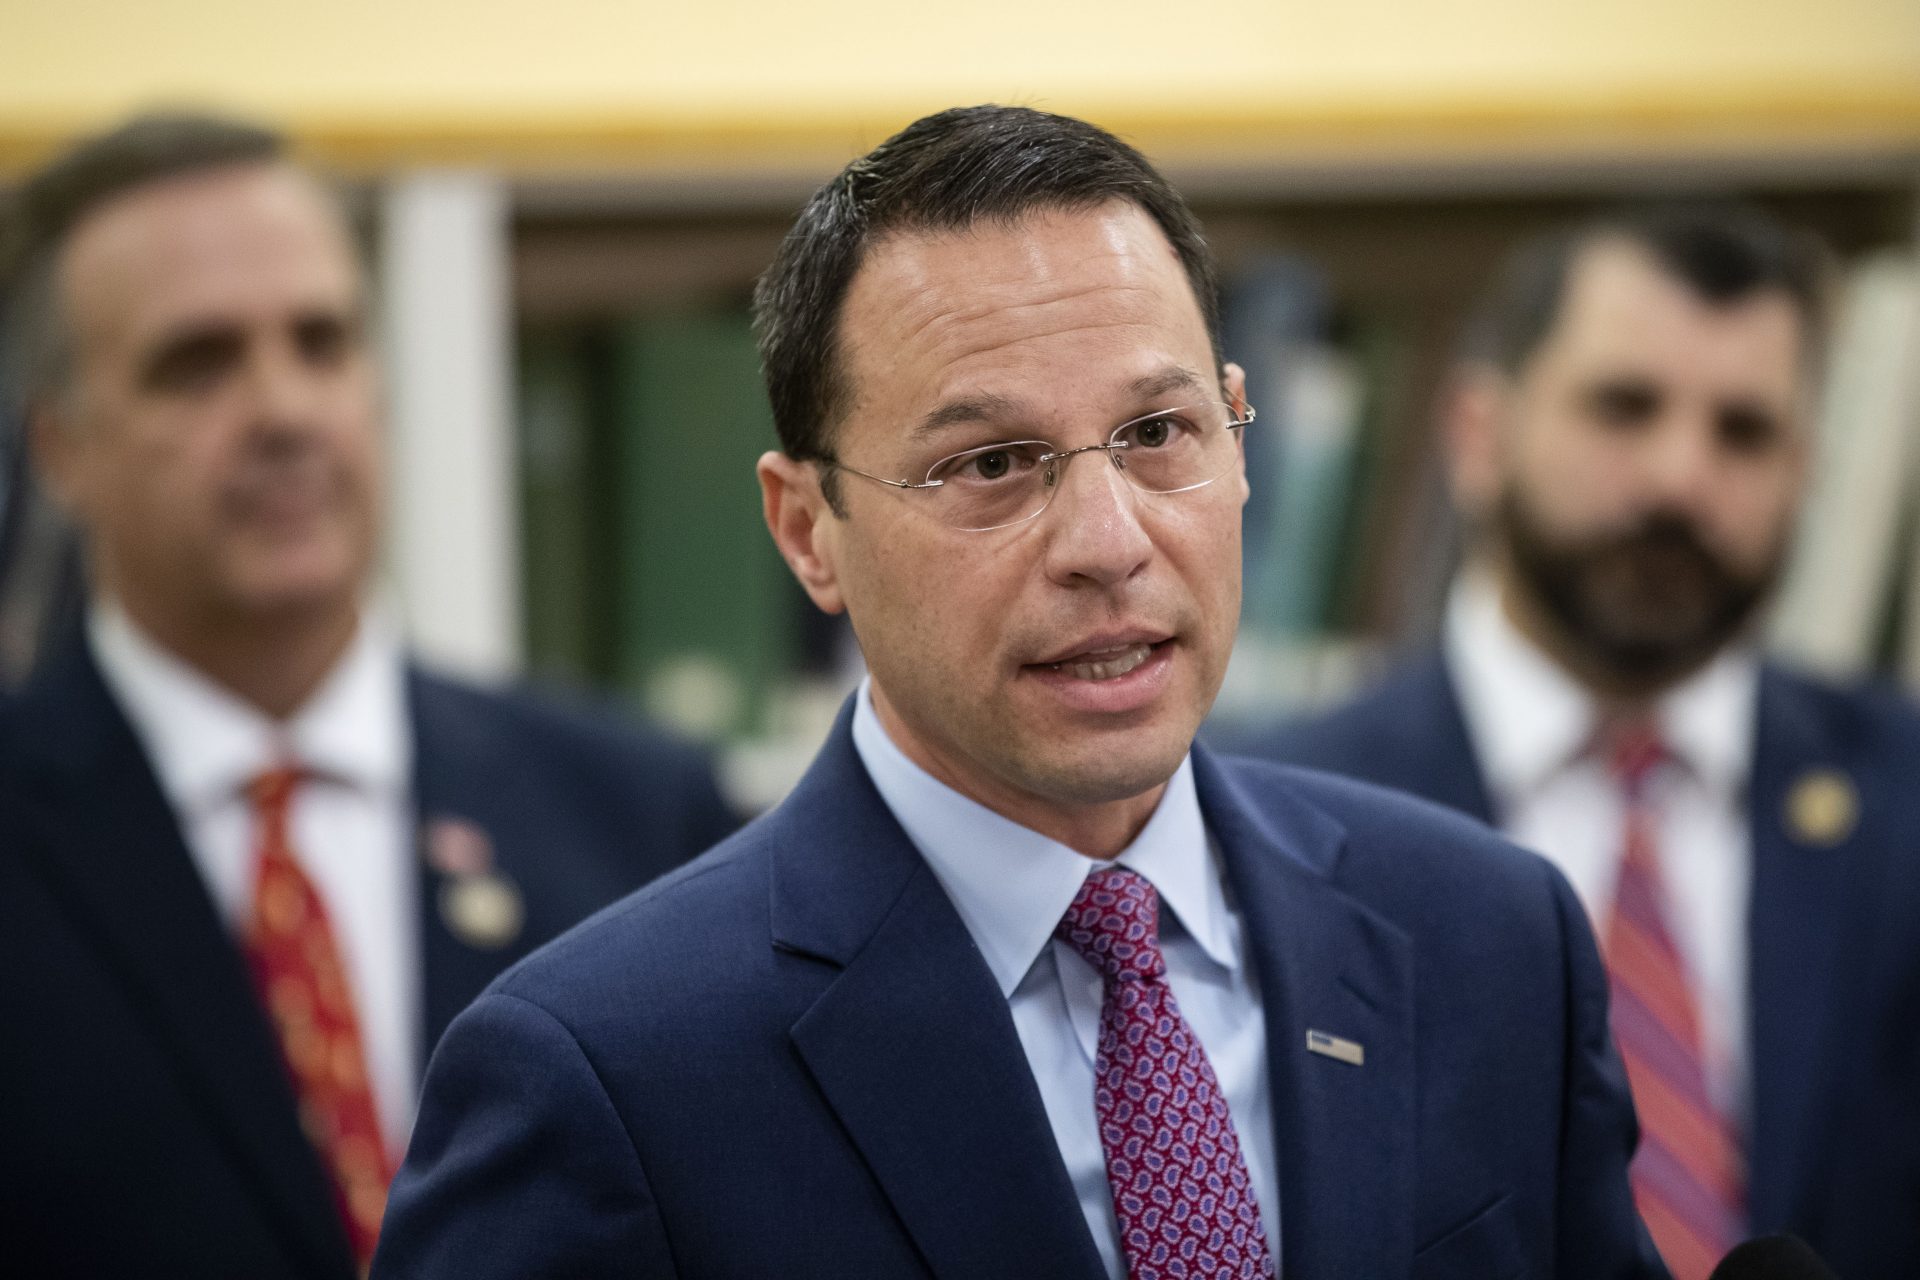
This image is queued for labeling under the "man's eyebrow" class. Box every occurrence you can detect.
[913,393,1026,439]
[910,367,1211,440]
[138,321,245,381]
[1130,366,1208,401]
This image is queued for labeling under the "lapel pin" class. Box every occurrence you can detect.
[424,816,495,878]
[1785,768,1858,849]
[1306,1029,1364,1067]
[438,872,525,951]
[424,816,524,949]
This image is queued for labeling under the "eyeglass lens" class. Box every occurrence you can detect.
[922,401,1247,531]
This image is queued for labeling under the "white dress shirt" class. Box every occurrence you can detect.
[89,601,420,1157]
[1444,571,1755,1118]
[851,682,1281,1279]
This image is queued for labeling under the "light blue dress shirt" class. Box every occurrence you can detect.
[850,683,1282,1278]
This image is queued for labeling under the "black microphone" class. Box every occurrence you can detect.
[1707,1235,1839,1280]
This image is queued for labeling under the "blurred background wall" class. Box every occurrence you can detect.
[3,0,1918,804]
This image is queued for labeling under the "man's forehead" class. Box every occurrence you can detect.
[836,202,1206,409]
[1542,240,1807,385]
[61,163,360,340]
[853,201,1181,301]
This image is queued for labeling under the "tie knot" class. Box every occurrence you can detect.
[1055,868,1166,984]
[247,765,303,821]
[1599,720,1666,793]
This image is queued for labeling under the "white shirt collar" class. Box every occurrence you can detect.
[850,679,1237,997]
[1444,569,1757,802]
[88,598,412,820]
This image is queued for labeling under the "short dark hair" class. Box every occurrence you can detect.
[1461,202,1831,374]
[0,111,289,409]
[751,104,1225,504]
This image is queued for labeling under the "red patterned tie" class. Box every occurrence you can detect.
[1056,868,1275,1280]
[243,766,395,1269]
[1599,726,1745,1280]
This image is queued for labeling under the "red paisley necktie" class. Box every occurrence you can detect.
[243,765,395,1269]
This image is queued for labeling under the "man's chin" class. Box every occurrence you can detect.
[221,561,366,626]
[1004,734,1192,810]
[1556,613,1733,692]
[1569,580,1768,683]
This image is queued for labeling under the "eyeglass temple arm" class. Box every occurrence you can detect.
[828,459,945,491]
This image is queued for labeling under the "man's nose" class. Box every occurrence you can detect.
[1638,412,1721,512]
[1040,448,1154,588]
[241,340,327,435]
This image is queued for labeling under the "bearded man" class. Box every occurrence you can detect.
[1244,205,1920,1280]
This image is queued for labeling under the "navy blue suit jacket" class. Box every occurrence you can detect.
[0,632,737,1280]
[1237,653,1920,1278]
[376,706,1666,1279]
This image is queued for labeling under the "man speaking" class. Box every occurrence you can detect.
[376,105,1666,1278]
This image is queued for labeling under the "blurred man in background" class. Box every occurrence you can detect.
[0,113,735,1279]
[1244,205,1920,1278]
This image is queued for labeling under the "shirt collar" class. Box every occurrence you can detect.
[1660,645,1758,795]
[850,679,1237,998]
[1444,569,1758,799]
[88,599,412,819]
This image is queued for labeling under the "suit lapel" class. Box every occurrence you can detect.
[8,637,351,1273]
[1396,654,1499,823]
[775,714,1108,1280]
[1744,669,1864,1231]
[406,668,529,1056]
[1195,746,1418,1277]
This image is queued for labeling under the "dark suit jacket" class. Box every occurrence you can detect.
[374,705,1667,1279]
[0,632,737,1280]
[1236,653,1920,1278]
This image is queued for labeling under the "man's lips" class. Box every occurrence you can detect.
[1019,637,1176,712]
[229,478,337,524]
[1025,635,1175,682]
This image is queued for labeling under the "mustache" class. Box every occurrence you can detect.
[1497,487,1784,692]
[1599,510,1727,569]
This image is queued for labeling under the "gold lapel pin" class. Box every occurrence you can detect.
[1785,768,1858,849]
[439,872,525,951]
[1306,1029,1365,1067]
[424,817,524,949]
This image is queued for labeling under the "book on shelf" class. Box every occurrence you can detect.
[1769,251,1920,678]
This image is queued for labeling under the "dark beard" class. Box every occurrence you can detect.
[1498,488,1781,694]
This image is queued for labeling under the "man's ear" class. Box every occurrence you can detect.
[1222,361,1249,419]
[26,401,88,518]
[1221,361,1252,505]
[1442,362,1510,522]
[758,450,846,615]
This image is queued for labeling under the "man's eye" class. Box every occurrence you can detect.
[1134,418,1173,448]
[1587,382,1660,428]
[970,450,1014,480]
[144,332,243,393]
[961,447,1045,481]
[1717,404,1782,454]
[1119,414,1189,449]
[930,443,1044,484]
[296,316,353,367]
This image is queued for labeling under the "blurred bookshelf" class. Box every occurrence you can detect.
[1,1,1916,811]
[504,175,1920,803]
[511,210,851,807]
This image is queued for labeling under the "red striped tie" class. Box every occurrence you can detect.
[1600,725,1745,1279]
[244,765,395,1269]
